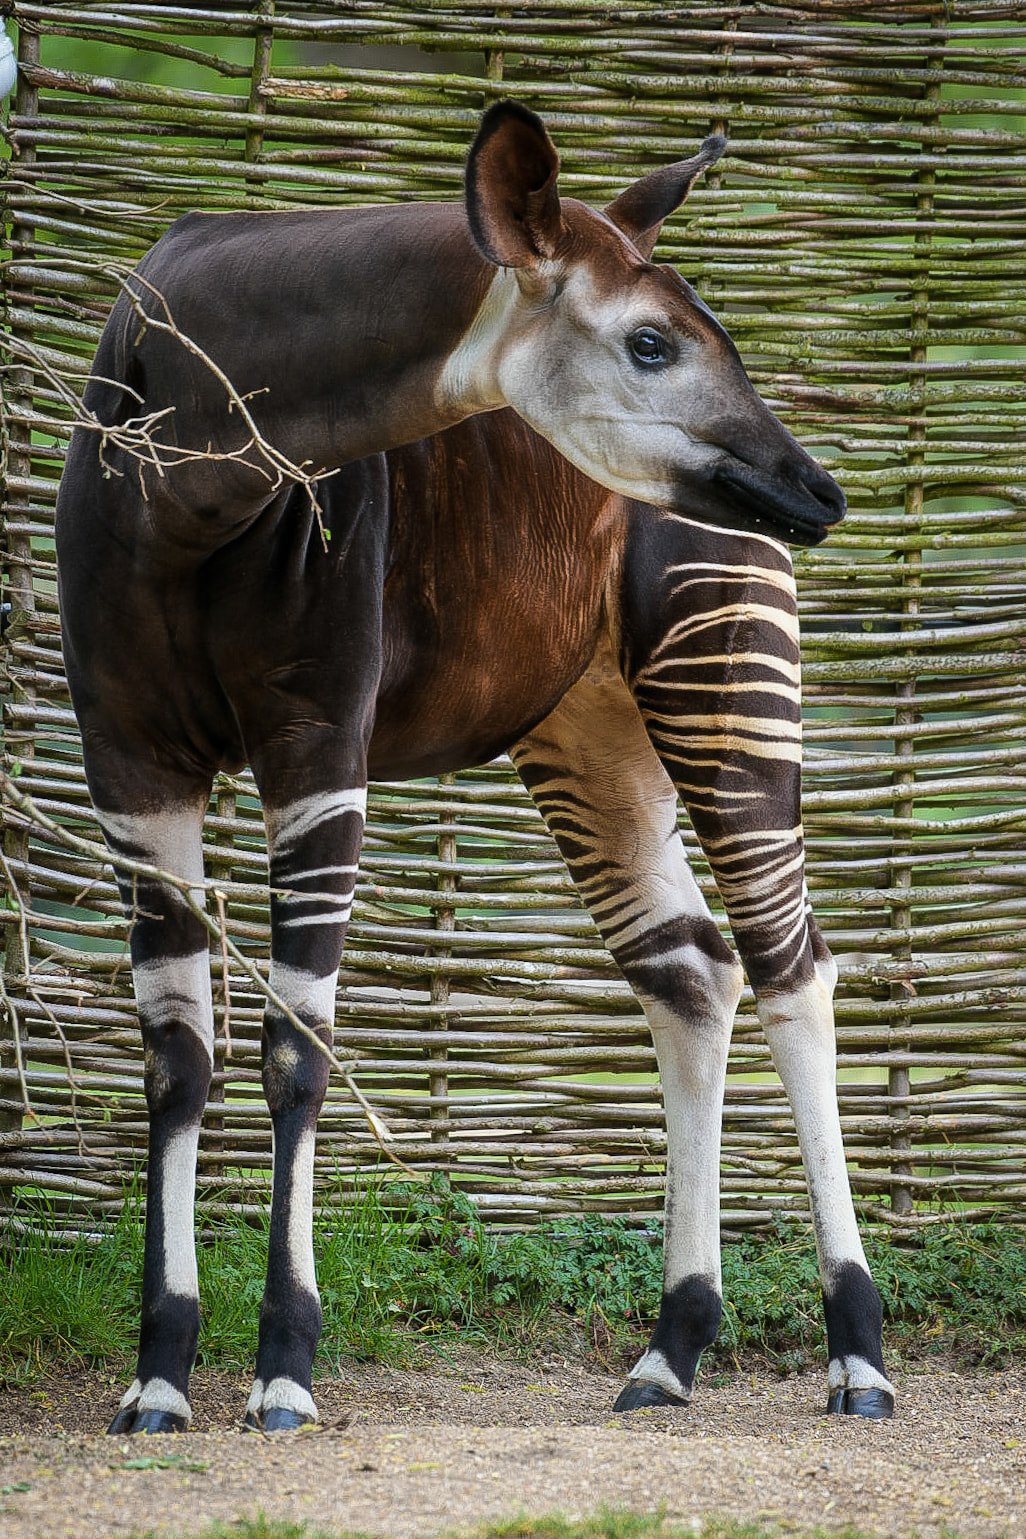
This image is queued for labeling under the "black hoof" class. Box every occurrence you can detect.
[825,1386,894,1419]
[107,1406,187,1435]
[243,1406,314,1433]
[613,1379,689,1412]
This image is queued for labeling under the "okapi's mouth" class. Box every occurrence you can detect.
[706,453,846,548]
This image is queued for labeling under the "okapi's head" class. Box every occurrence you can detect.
[458,101,844,547]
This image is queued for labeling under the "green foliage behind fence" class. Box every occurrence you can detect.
[1,2,1024,1232]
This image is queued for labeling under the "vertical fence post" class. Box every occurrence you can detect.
[246,0,274,172]
[0,26,41,1146]
[888,25,944,1221]
[428,774,457,1152]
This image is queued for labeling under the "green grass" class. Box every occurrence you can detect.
[119,1518,924,1539]
[3,1177,1026,1383]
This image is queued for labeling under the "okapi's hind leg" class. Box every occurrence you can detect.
[513,640,744,1411]
[95,784,214,1435]
[241,758,368,1432]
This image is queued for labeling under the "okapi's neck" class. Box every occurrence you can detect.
[133,202,509,516]
[285,201,508,462]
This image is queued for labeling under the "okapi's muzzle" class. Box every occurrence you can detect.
[669,422,845,547]
[710,448,846,547]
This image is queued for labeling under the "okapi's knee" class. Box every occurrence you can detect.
[261,1013,332,1122]
[133,944,215,1122]
[615,913,743,1034]
[142,1020,213,1123]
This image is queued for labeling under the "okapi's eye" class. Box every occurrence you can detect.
[627,326,671,368]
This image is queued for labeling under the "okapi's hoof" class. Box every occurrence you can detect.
[613,1379,689,1412]
[243,1406,314,1433]
[825,1386,894,1419]
[107,1406,188,1435]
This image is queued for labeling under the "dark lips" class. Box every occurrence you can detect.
[710,455,845,548]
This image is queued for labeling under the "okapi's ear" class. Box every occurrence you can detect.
[605,134,727,259]
[465,100,564,269]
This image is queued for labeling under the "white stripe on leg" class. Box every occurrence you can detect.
[642,976,738,1293]
[285,1126,317,1296]
[158,1126,202,1299]
[264,788,367,853]
[133,950,214,1051]
[267,961,338,1027]
[95,806,207,899]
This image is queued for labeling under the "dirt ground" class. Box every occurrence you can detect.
[1,1354,1024,1539]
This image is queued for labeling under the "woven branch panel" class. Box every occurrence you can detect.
[1,1,1025,1232]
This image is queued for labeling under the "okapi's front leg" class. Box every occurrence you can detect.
[711,849,893,1418]
[242,766,367,1432]
[513,639,744,1411]
[625,516,892,1417]
[96,791,214,1435]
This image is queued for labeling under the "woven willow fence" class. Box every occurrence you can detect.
[1,2,1024,1235]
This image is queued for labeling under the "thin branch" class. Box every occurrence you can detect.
[213,887,233,1063]
[0,773,411,1168]
[110,267,336,551]
[2,269,339,552]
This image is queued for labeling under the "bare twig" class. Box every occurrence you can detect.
[213,886,233,1063]
[111,268,335,550]
[1,270,338,552]
[0,838,90,1153]
[0,772,410,1167]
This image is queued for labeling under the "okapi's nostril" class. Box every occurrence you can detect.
[786,454,845,522]
[807,471,846,522]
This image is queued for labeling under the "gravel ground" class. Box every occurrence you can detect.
[1,1356,1024,1538]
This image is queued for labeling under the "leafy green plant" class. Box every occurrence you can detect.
[0,1196,144,1378]
[117,1516,972,1539]
[4,1181,1026,1383]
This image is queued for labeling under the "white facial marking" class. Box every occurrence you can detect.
[441,261,724,509]
[494,266,718,507]
[628,1348,688,1401]
[436,266,524,412]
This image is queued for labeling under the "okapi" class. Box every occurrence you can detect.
[54,101,888,1435]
